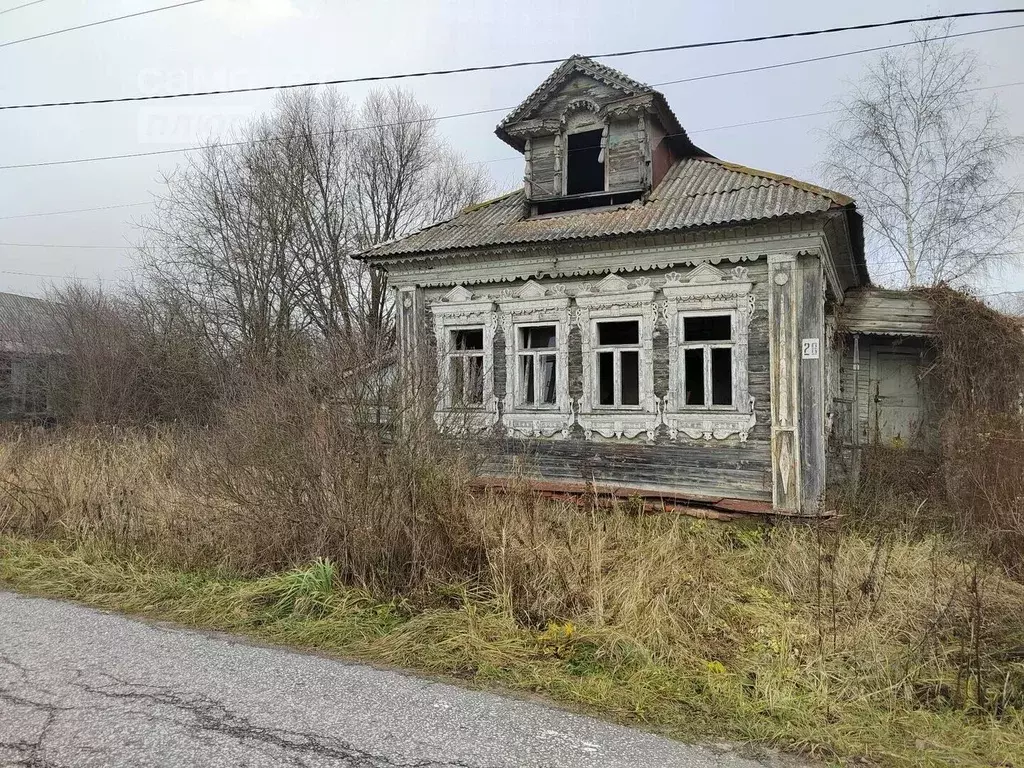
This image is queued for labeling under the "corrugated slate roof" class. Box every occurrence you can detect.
[364,157,854,261]
[0,292,54,354]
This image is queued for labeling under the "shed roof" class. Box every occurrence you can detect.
[363,156,855,262]
[842,288,936,337]
[0,292,55,354]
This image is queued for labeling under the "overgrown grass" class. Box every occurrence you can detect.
[2,429,1024,767]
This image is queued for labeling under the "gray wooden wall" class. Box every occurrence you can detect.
[425,263,774,502]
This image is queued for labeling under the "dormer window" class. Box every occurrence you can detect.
[566,129,605,195]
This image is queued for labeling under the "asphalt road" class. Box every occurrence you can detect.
[0,590,788,768]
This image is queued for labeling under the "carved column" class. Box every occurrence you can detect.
[767,254,800,512]
[395,285,426,429]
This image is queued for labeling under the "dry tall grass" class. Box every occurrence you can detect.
[2,424,1023,767]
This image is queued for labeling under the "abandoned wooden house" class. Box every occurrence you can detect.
[360,55,937,516]
[0,291,55,423]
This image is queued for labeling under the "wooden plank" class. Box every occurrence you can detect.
[768,253,801,512]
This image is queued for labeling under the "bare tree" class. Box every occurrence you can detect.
[138,86,492,364]
[823,24,1023,287]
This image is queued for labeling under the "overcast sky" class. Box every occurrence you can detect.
[1,0,1021,299]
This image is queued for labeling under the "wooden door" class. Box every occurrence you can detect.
[870,350,923,445]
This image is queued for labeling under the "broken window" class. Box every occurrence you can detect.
[565,129,604,195]
[595,319,641,407]
[449,328,485,407]
[517,325,558,407]
[682,314,733,407]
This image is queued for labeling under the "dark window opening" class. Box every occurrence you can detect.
[684,348,704,406]
[711,348,733,406]
[566,129,604,195]
[620,350,639,406]
[453,328,484,350]
[597,320,639,346]
[521,325,555,349]
[533,189,643,216]
[684,315,731,342]
[598,351,614,406]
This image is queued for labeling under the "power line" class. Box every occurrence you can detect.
[0,0,47,16]
[3,26,1022,174]
[653,22,1024,87]
[0,201,152,220]
[2,9,1022,110]
[0,241,128,249]
[0,0,209,49]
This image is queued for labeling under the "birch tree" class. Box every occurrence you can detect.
[823,25,1022,287]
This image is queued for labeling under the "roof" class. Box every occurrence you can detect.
[363,156,856,261]
[0,292,55,354]
[841,288,935,337]
[494,55,689,153]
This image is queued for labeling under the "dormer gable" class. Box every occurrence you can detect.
[495,55,704,212]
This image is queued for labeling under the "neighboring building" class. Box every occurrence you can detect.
[0,291,56,422]
[360,55,935,516]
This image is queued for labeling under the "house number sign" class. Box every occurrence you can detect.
[801,338,820,359]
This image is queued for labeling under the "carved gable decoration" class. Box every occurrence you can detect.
[442,285,474,303]
[685,262,727,284]
[595,273,630,293]
[517,280,547,300]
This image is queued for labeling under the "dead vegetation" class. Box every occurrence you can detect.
[2,403,1024,766]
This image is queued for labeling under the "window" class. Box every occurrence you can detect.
[682,315,733,408]
[595,320,641,407]
[449,328,484,407]
[565,129,604,195]
[517,325,557,407]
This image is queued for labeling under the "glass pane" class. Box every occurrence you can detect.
[684,315,731,342]
[540,354,557,405]
[520,355,535,405]
[522,325,556,349]
[711,347,733,406]
[453,328,484,350]
[598,351,614,405]
[451,358,465,406]
[684,348,705,406]
[597,320,639,346]
[467,356,484,404]
[620,351,639,405]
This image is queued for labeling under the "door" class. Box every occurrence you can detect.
[870,350,923,445]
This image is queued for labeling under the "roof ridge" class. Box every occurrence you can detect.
[497,55,654,131]
[698,157,854,207]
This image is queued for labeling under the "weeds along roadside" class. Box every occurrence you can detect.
[1,422,1024,768]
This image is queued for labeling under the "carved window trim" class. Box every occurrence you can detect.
[663,264,756,441]
[498,281,572,439]
[576,274,659,441]
[429,285,498,433]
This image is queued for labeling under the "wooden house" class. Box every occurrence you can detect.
[0,291,56,423]
[360,55,936,515]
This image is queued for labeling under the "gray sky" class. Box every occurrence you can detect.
[1,0,1022,298]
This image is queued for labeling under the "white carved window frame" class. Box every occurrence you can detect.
[560,103,608,196]
[498,284,572,439]
[663,265,757,442]
[429,285,498,433]
[576,274,659,441]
